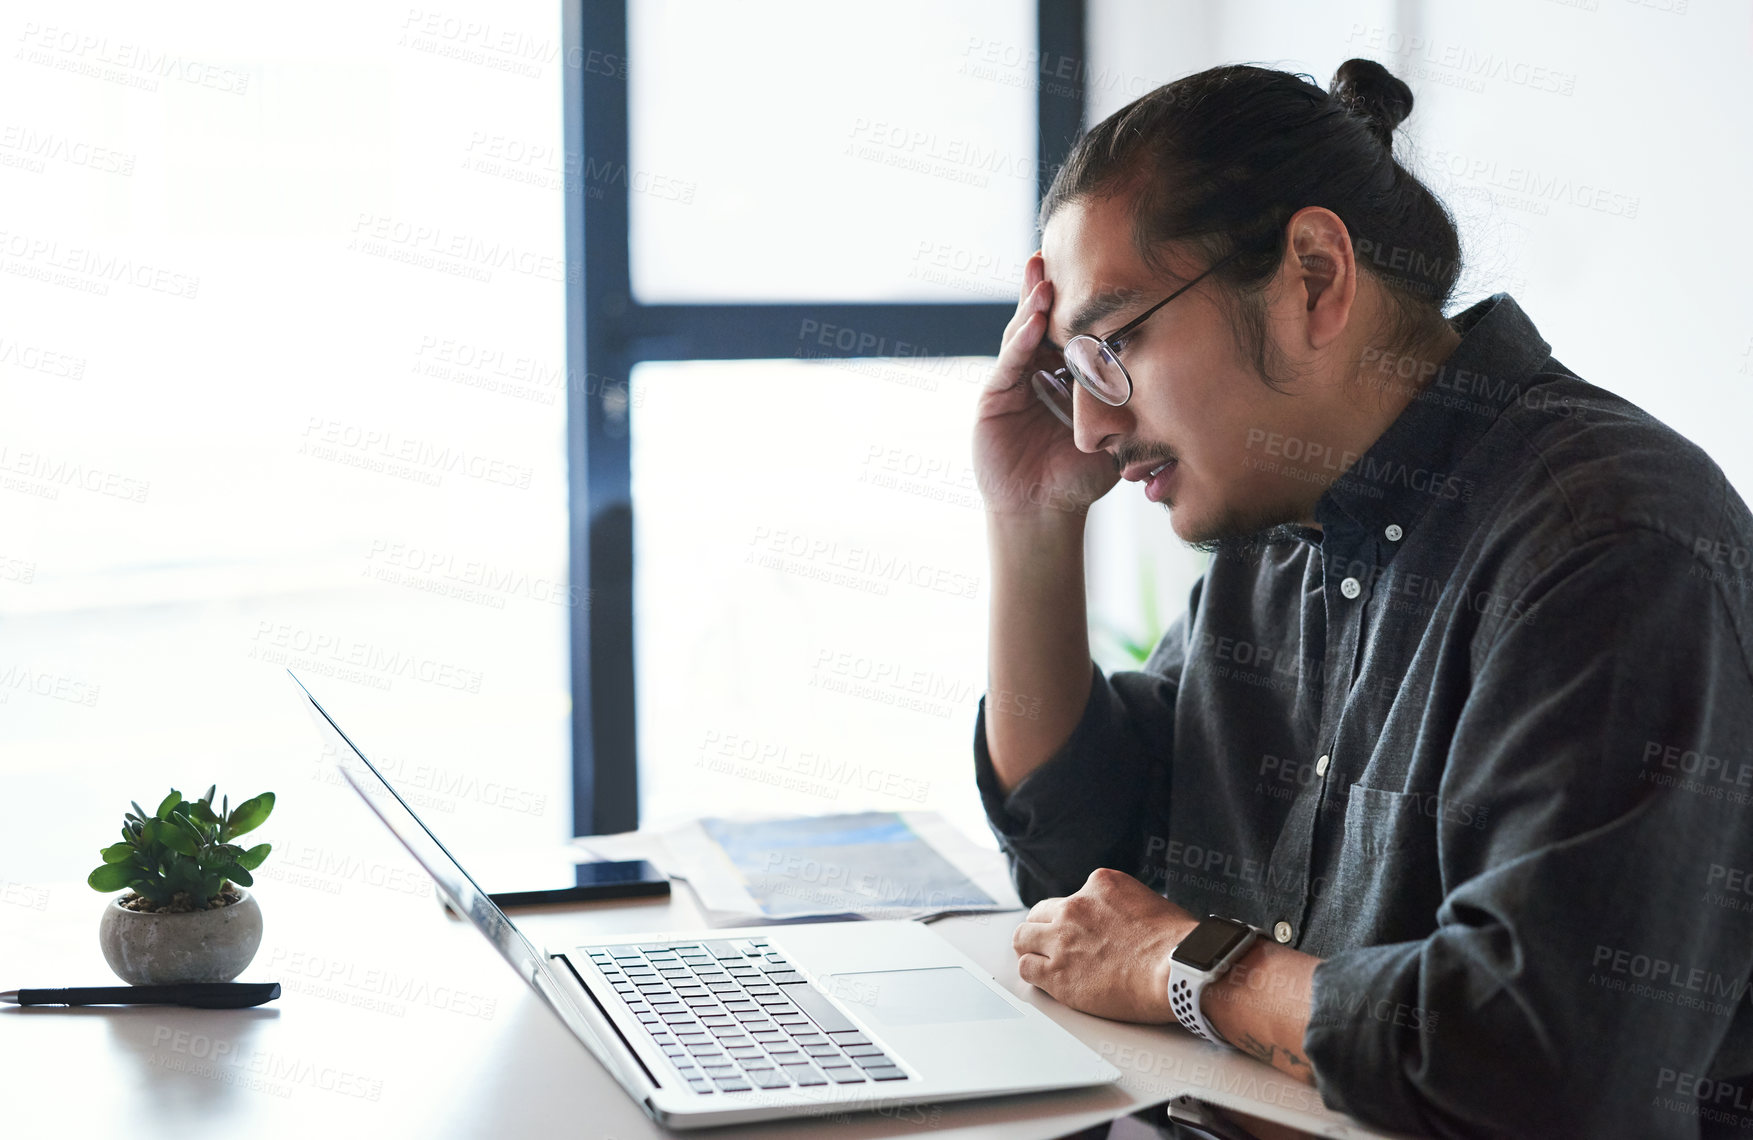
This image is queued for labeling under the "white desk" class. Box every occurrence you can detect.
[1,850,1413,1139]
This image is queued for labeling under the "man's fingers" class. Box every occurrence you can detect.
[1012,918,1054,957]
[1002,279,1051,343]
[986,314,1045,397]
[1016,951,1051,988]
[1010,266,1045,316]
[999,292,1039,348]
[1024,895,1065,923]
[1006,307,1046,365]
[988,275,1054,398]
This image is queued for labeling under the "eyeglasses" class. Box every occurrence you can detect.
[1032,247,1244,420]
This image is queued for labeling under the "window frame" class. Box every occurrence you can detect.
[561,0,1086,835]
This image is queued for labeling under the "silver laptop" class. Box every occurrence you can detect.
[290,672,1120,1129]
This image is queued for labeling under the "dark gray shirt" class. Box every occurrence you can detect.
[972,294,1753,1138]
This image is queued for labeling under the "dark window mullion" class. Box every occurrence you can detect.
[567,0,636,836]
[624,302,1012,362]
[1038,0,1086,206]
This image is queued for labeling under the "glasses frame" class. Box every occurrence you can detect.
[1037,246,1246,411]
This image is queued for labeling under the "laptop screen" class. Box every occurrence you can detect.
[287,672,589,1027]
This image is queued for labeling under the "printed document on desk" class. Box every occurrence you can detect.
[576,811,1024,925]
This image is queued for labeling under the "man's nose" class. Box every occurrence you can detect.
[1071,379,1131,454]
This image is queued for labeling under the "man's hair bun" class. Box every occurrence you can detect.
[1328,58,1414,147]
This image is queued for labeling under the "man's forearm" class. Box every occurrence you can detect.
[1202,938,1322,1085]
[983,508,1094,793]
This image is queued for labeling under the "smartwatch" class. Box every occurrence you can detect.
[1166,914,1260,1045]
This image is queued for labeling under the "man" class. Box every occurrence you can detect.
[971,61,1753,1138]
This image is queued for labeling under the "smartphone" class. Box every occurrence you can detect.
[447,857,671,912]
[1051,1094,1317,1139]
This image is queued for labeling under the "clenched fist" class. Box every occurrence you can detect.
[1012,867,1198,1024]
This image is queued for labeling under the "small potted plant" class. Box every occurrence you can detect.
[88,786,275,985]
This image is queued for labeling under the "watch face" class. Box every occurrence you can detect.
[1171,919,1252,972]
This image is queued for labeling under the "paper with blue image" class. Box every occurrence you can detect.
[675,811,1018,921]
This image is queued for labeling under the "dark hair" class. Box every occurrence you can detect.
[1038,58,1461,387]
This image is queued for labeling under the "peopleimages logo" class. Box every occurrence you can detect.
[299,419,534,490]
[1591,944,1753,1011]
[0,664,100,707]
[1241,428,1473,502]
[248,622,484,694]
[1357,346,1575,418]
[1654,1071,1753,1133]
[1641,740,1753,788]
[0,230,200,300]
[0,125,136,176]
[747,526,980,600]
[348,213,575,286]
[0,334,86,380]
[0,443,150,503]
[364,540,583,608]
[14,23,251,95]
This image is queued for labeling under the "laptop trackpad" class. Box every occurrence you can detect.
[827,967,1024,1028]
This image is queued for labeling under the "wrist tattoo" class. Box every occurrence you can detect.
[1235,1031,1313,1076]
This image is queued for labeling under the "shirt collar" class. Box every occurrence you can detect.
[1312,293,1553,552]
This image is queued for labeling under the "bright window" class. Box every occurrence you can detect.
[629,0,1037,302]
[630,357,995,843]
[0,0,571,882]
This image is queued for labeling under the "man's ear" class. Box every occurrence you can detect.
[1281,206,1357,352]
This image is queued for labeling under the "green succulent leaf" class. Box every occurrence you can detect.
[164,861,202,897]
[154,822,199,857]
[88,862,135,892]
[169,811,206,844]
[223,793,275,841]
[105,785,274,904]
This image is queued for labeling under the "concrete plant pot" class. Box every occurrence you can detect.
[97,888,263,985]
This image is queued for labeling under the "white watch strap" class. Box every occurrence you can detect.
[1168,964,1224,1044]
[1168,922,1259,1045]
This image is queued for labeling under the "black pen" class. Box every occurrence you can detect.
[1,982,281,1008]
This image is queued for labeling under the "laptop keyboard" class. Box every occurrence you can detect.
[582,938,909,1095]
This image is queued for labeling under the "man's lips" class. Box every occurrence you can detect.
[1121,459,1176,482]
[1143,461,1178,504]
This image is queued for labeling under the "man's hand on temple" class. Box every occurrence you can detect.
[1011,867,1197,1023]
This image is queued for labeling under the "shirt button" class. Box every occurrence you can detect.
[1339,576,1361,599]
[1315,754,1329,777]
[1384,524,1403,542]
[1273,921,1293,944]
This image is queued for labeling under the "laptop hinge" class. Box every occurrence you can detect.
[553,953,664,1089]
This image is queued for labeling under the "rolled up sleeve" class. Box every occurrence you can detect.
[1304,527,1753,1138]
[973,614,1187,905]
